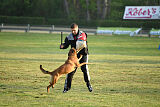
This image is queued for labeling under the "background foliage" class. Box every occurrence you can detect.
[0,0,160,28]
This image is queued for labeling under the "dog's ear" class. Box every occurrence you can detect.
[71,47,75,50]
[71,49,74,53]
[68,48,73,56]
[71,48,77,52]
[68,48,77,56]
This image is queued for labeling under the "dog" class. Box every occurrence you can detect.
[40,48,88,93]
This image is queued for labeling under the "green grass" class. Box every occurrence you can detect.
[0,32,160,107]
[151,28,160,31]
[97,27,139,31]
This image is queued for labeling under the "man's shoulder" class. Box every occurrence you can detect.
[79,31,87,38]
[67,33,74,40]
[80,31,87,36]
[79,31,85,34]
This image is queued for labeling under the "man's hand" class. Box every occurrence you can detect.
[60,44,64,49]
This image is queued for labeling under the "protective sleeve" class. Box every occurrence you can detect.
[76,33,87,51]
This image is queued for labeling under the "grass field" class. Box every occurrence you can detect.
[0,32,160,107]
[97,27,139,31]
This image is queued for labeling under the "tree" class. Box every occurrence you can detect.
[64,0,70,17]
[106,0,111,18]
[102,0,107,19]
[96,0,111,20]
[86,0,90,21]
[96,0,101,19]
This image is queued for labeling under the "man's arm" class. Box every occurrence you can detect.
[60,37,70,49]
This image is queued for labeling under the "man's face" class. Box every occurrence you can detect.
[71,26,78,35]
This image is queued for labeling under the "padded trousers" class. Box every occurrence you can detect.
[64,54,90,90]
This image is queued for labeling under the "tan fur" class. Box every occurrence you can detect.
[40,48,88,93]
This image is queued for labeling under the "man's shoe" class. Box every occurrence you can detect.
[63,90,68,93]
[63,88,69,93]
[86,82,93,92]
[88,85,93,92]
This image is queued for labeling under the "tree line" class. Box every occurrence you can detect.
[0,0,160,21]
[0,0,112,20]
[0,0,160,28]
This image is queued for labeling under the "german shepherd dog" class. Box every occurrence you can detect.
[40,48,88,93]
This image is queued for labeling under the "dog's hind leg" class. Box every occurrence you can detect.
[52,74,60,89]
[47,84,52,93]
[47,74,60,93]
[47,76,55,92]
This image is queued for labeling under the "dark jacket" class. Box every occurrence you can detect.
[61,30,89,56]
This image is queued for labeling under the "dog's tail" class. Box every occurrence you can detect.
[40,65,52,75]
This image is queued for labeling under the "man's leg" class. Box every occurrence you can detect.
[63,68,77,93]
[80,55,93,92]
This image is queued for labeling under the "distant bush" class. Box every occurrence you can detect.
[96,20,160,29]
[0,16,45,25]
[0,16,159,29]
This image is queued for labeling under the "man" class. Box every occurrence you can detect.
[60,23,92,93]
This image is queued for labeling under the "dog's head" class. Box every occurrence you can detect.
[68,48,77,56]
